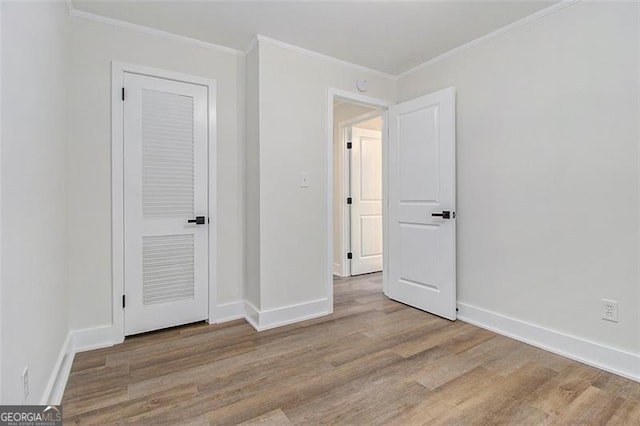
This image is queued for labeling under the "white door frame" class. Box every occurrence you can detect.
[111,61,217,343]
[336,110,384,277]
[326,88,393,310]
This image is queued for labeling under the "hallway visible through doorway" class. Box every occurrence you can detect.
[332,99,384,278]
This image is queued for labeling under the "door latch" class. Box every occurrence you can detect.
[187,216,206,225]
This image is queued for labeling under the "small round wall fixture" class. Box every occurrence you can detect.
[356,79,369,93]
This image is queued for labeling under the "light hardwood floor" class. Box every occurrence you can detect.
[63,273,640,425]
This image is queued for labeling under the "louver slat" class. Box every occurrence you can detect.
[142,89,195,218]
[142,234,195,305]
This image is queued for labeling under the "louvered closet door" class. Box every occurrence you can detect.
[123,72,209,336]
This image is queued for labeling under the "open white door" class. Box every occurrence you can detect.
[123,72,209,335]
[350,127,383,275]
[387,87,456,320]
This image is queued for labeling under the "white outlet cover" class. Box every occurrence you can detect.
[22,367,29,401]
[601,299,619,322]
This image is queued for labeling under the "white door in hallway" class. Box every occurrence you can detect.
[123,72,209,335]
[387,87,457,320]
[349,127,383,275]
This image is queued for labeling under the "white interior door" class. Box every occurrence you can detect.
[387,87,456,320]
[350,127,383,275]
[124,72,209,335]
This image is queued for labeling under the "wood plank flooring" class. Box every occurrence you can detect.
[63,273,640,425]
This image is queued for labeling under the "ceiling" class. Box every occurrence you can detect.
[72,1,555,75]
[334,100,379,121]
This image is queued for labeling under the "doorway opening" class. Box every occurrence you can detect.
[326,89,393,312]
[327,87,457,320]
[333,101,384,278]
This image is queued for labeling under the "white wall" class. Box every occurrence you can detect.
[399,1,640,355]
[254,41,396,315]
[1,1,70,403]
[67,17,245,330]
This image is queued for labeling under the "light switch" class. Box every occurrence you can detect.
[300,172,309,188]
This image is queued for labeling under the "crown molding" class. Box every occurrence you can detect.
[68,7,244,57]
[256,35,398,81]
[245,36,258,55]
[66,0,581,79]
[397,0,580,79]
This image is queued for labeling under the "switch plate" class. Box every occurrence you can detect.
[300,172,309,188]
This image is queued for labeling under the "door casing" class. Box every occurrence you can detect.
[111,61,217,343]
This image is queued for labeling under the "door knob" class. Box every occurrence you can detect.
[187,216,206,225]
[431,211,452,219]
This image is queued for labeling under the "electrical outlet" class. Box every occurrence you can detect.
[601,299,619,322]
[22,367,29,401]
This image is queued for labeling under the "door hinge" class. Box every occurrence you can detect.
[347,197,352,205]
[122,294,126,308]
[347,252,353,260]
[346,142,352,149]
[122,87,125,101]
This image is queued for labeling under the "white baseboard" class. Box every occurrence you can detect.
[457,302,640,383]
[40,296,330,405]
[244,301,260,331]
[249,298,330,331]
[72,324,116,353]
[333,262,343,277]
[43,299,639,407]
[213,301,246,323]
[41,324,116,405]
[41,332,74,405]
